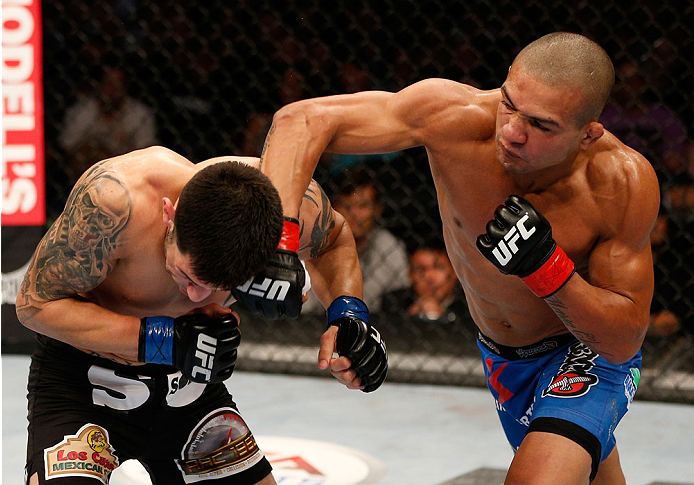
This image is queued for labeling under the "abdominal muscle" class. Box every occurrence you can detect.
[443,224,571,347]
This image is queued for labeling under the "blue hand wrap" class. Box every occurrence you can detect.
[327,295,370,325]
[142,316,175,364]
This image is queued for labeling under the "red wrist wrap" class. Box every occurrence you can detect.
[279,217,300,253]
[521,246,576,298]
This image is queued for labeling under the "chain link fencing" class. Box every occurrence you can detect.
[38,0,694,403]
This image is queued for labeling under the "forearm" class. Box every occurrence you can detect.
[544,275,648,363]
[17,297,141,362]
[261,103,334,218]
[306,226,363,308]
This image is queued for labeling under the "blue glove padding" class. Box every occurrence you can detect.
[139,313,240,383]
[327,296,388,393]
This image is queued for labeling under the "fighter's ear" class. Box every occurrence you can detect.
[580,122,604,150]
[162,197,176,228]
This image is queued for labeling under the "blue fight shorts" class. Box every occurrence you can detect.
[477,331,641,481]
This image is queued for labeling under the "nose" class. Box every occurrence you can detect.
[186,283,213,303]
[502,114,527,145]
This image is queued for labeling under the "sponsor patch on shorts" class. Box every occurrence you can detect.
[542,342,599,398]
[176,408,264,483]
[44,424,119,484]
[624,367,640,409]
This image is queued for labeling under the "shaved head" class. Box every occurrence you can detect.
[511,32,615,126]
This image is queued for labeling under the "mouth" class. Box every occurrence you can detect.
[499,142,522,161]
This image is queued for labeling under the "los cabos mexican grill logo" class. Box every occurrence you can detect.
[44,424,119,483]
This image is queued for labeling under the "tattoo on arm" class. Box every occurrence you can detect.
[258,123,276,171]
[299,180,335,258]
[17,164,131,314]
[545,295,613,358]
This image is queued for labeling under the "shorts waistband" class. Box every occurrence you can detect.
[477,331,576,360]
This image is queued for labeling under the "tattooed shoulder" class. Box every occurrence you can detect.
[23,167,132,302]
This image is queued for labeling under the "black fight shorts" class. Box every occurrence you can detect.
[25,334,272,484]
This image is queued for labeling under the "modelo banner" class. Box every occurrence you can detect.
[2,0,45,353]
[2,0,45,226]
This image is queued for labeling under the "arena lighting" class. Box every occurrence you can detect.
[2,0,45,226]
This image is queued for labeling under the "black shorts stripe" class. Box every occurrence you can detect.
[527,417,601,482]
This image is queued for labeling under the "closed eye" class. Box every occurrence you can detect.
[531,119,551,132]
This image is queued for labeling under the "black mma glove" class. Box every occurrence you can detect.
[476,194,575,298]
[327,296,388,393]
[138,313,241,383]
[232,217,306,319]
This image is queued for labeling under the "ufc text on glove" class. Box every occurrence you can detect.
[231,217,305,319]
[475,195,575,298]
[138,313,241,383]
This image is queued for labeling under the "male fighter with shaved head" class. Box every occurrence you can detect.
[259,32,660,483]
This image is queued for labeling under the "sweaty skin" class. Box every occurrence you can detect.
[260,68,660,367]
[17,146,361,368]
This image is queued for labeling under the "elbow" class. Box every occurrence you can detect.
[15,291,44,333]
[272,99,329,132]
[15,304,35,332]
[603,329,647,365]
[603,348,640,366]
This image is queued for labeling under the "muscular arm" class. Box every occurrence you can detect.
[15,164,141,363]
[545,167,660,364]
[259,79,483,218]
[297,180,362,306]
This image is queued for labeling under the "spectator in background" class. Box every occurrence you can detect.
[302,167,409,313]
[599,59,689,185]
[59,63,157,183]
[648,212,682,337]
[241,68,306,157]
[381,244,473,326]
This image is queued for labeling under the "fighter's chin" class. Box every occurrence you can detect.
[496,150,526,174]
[499,159,527,174]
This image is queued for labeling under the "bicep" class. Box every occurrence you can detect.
[319,90,420,154]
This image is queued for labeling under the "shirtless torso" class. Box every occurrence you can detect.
[262,76,659,363]
[18,146,356,363]
[254,32,661,483]
[18,146,360,485]
[424,83,657,349]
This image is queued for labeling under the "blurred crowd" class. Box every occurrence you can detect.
[41,1,693,356]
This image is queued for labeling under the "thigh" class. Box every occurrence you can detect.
[478,340,546,450]
[140,385,273,484]
[533,342,642,462]
[507,430,593,485]
[26,355,142,484]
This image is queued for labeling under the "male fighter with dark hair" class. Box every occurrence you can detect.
[17,146,387,484]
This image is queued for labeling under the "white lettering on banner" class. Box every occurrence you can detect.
[2,0,45,226]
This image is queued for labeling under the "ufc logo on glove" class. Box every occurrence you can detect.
[236,278,290,301]
[192,333,218,382]
[492,213,537,266]
[477,195,575,298]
